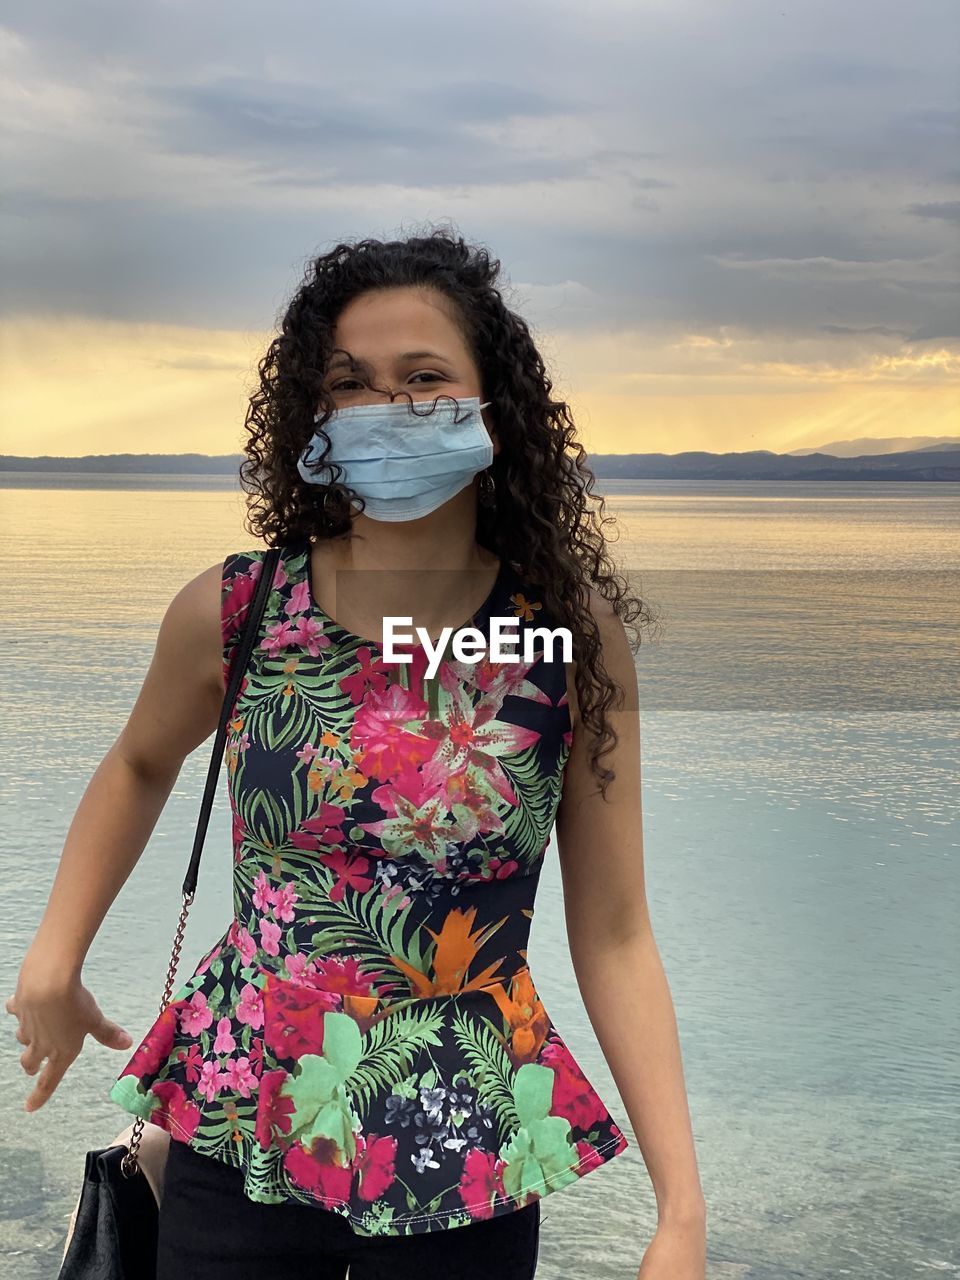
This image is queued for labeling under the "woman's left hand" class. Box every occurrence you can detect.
[637,1215,707,1279]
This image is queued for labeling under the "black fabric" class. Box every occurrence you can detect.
[58,1145,159,1280]
[157,1140,541,1280]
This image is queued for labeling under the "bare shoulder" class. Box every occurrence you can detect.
[111,559,227,781]
[169,560,227,690]
[563,584,637,732]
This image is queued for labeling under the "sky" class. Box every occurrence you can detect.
[1,0,958,459]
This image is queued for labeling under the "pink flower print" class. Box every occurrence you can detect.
[285,577,311,618]
[231,808,247,864]
[289,614,331,657]
[351,682,435,782]
[120,1003,180,1080]
[458,1147,506,1220]
[149,1081,201,1142]
[573,1137,607,1173]
[261,618,302,658]
[295,742,321,766]
[236,983,264,1031]
[289,803,348,851]
[539,1038,610,1132]
[213,1017,236,1055]
[252,870,275,913]
[272,883,298,923]
[369,771,442,820]
[197,1058,223,1103]
[179,992,213,1036]
[255,1069,295,1150]
[259,917,282,956]
[284,1142,352,1204]
[418,684,541,806]
[175,1043,204,1084]
[354,1132,398,1202]
[235,925,257,966]
[309,954,381,1002]
[222,1056,258,1099]
[316,847,375,904]
[341,646,392,704]
[284,952,319,984]
[249,1036,265,1076]
[195,944,222,976]
[221,569,257,648]
[362,792,459,862]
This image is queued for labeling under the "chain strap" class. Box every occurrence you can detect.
[120,889,195,1179]
[117,546,278,1180]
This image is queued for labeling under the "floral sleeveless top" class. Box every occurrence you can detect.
[110,539,629,1237]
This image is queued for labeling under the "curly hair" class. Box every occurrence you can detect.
[237,223,658,798]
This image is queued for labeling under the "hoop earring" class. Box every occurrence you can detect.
[478,469,496,508]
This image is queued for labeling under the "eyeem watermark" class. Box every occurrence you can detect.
[383,616,572,680]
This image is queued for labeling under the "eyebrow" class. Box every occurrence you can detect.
[326,349,452,372]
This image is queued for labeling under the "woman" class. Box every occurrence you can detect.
[7,229,706,1279]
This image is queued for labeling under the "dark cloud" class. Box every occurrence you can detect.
[0,0,956,351]
[906,200,960,225]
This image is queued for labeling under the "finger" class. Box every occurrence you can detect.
[14,1025,28,1045]
[20,1044,45,1076]
[4,995,18,1016]
[25,1054,69,1112]
[90,1018,133,1050]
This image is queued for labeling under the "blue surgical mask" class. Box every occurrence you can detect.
[297,395,494,522]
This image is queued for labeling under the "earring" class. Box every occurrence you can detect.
[478,469,496,508]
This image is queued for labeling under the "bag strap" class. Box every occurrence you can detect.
[121,543,281,1180]
[182,545,281,897]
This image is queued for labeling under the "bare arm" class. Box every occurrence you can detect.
[556,593,707,1239]
[5,559,228,1111]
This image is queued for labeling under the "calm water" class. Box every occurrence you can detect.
[0,476,957,1280]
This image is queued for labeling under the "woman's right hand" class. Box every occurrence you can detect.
[5,957,133,1112]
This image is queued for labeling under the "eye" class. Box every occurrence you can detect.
[329,371,445,391]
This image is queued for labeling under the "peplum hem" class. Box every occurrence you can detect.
[109,937,630,1237]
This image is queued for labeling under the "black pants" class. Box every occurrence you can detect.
[157,1140,541,1280]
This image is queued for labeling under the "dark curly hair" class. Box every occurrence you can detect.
[238,222,658,798]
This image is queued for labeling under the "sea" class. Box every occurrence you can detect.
[0,474,957,1280]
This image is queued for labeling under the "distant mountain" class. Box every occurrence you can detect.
[0,452,243,474]
[587,448,960,480]
[3,447,960,481]
[787,435,960,457]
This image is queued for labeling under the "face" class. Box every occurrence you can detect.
[319,286,498,452]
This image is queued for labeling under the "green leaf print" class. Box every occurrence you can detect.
[245,1143,287,1204]
[499,740,559,863]
[450,1005,521,1142]
[230,783,292,860]
[293,873,435,991]
[347,1002,446,1120]
[280,1012,364,1163]
[110,1074,155,1119]
[499,1062,581,1200]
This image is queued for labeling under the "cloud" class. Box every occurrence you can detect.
[0,0,957,452]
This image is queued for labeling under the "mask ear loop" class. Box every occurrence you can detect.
[314,398,492,424]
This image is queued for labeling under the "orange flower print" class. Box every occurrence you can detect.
[488,968,551,1065]
[508,591,542,623]
[390,905,509,998]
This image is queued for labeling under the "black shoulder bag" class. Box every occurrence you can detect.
[57,546,281,1280]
